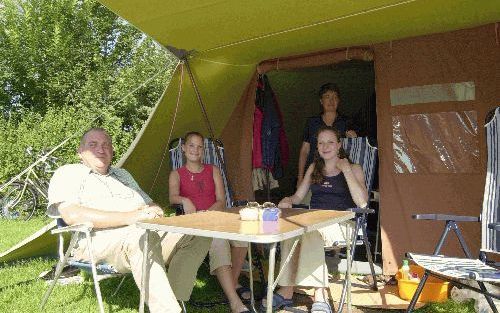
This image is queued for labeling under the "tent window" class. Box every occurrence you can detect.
[392,111,479,173]
[390,82,475,106]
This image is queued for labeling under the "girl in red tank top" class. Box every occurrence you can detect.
[177,164,215,211]
[169,132,225,213]
[168,132,250,313]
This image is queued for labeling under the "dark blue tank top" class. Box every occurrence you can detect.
[310,172,356,210]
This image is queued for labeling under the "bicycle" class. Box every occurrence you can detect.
[0,148,59,220]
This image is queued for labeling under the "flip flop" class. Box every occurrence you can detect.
[311,301,333,313]
[236,285,252,301]
[235,306,251,313]
[260,293,293,312]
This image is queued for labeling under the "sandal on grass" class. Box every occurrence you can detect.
[311,301,333,313]
[260,293,293,312]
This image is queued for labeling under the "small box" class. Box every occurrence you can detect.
[396,264,449,302]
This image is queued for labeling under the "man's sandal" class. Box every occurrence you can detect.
[236,286,252,302]
[260,293,293,312]
[311,301,333,313]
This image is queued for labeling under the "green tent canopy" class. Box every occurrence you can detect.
[96,0,500,201]
[98,0,499,64]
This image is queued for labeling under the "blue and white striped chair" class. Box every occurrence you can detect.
[335,137,379,312]
[406,107,500,312]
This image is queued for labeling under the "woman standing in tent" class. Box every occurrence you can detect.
[169,131,250,313]
[267,126,368,312]
[297,83,357,188]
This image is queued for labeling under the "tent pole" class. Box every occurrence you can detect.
[183,57,216,140]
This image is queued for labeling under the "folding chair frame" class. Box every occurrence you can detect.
[334,137,379,312]
[336,206,378,312]
[40,222,126,313]
[406,216,499,313]
[407,107,500,313]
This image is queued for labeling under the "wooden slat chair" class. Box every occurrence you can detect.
[168,137,266,286]
[406,106,500,313]
[40,213,126,313]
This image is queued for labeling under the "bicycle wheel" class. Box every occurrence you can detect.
[0,181,38,220]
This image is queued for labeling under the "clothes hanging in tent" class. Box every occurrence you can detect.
[252,74,289,179]
[252,168,279,191]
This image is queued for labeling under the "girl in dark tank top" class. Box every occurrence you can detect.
[279,126,368,211]
[310,172,356,210]
[275,126,368,308]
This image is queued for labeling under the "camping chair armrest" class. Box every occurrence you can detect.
[488,223,500,231]
[232,200,249,207]
[350,207,375,214]
[412,214,479,222]
[51,222,94,234]
[170,204,185,216]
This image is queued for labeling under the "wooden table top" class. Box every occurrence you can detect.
[136,208,354,243]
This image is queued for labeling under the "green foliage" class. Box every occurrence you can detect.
[0,104,136,182]
[0,0,177,201]
[0,0,175,123]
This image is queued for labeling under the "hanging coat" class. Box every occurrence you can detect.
[253,74,289,179]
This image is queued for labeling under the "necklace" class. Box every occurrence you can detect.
[187,164,203,181]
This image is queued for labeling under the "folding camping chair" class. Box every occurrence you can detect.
[334,136,379,312]
[168,137,267,287]
[406,107,500,313]
[40,213,127,313]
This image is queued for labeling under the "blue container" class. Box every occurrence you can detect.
[262,208,280,221]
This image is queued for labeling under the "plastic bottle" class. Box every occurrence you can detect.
[401,259,410,281]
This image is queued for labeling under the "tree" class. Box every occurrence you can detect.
[0,0,177,184]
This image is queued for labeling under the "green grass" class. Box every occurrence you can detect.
[0,257,237,313]
[415,299,475,313]
[0,217,51,251]
[0,219,476,312]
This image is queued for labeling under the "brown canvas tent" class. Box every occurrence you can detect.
[94,1,500,274]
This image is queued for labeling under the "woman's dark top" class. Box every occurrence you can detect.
[310,172,356,210]
[302,115,350,170]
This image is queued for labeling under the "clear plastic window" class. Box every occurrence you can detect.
[393,111,479,173]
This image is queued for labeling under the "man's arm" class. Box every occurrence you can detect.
[58,203,162,228]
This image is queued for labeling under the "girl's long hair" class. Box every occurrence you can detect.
[311,126,348,184]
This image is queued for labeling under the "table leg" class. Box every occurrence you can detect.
[139,229,149,313]
[266,242,277,313]
[346,222,351,313]
[248,243,257,312]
